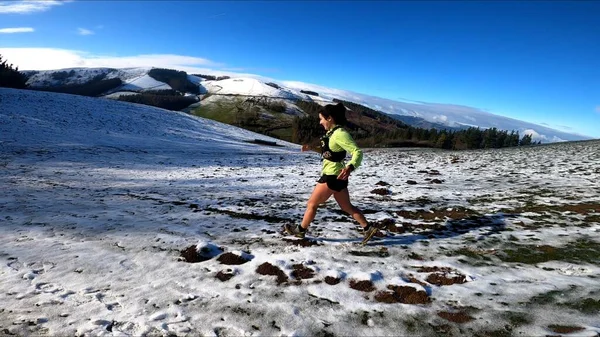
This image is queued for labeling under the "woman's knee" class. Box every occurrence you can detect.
[306,200,320,210]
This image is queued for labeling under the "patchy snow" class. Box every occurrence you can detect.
[24,67,151,88]
[1,88,599,336]
[118,74,172,92]
[103,91,139,99]
[202,77,302,100]
[23,67,592,142]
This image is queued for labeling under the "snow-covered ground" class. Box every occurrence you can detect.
[1,88,599,336]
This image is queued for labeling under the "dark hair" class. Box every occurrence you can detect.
[320,102,347,125]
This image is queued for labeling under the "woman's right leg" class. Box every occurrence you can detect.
[333,188,369,228]
[300,183,334,229]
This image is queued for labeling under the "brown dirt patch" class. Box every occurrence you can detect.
[405,274,428,287]
[375,181,390,186]
[537,245,556,254]
[426,272,467,286]
[216,269,235,282]
[349,280,375,292]
[180,245,215,263]
[291,264,315,280]
[217,252,252,265]
[371,188,391,195]
[437,311,474,323]
[324,276,341,285]
[416,266,453,273]
[548,325,585,334]
[374,285,430,304]
[374,218,396,231]
[282,238,320,247]
[256,262,288,285]
[515,202,600,215]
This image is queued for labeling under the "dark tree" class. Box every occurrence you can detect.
[0,54,28,89]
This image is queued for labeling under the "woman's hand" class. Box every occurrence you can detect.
[337,166,353,180]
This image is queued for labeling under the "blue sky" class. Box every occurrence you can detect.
[1,0,599,138]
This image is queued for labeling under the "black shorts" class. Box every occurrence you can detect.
[317,175,348,192]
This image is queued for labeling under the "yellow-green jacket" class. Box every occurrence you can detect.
[321,127,363,175]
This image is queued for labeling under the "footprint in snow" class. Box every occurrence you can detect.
[35,282,64,294]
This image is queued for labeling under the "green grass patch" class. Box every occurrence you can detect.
[566,297,600,315]
[192,98,297,143]
[497,238,600,265]
[501,311,532,326]
[192,100,238,124]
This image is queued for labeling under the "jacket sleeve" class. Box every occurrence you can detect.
[333,130,363,170]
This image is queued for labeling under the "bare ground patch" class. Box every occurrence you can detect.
[256,262,288,285]
[374,285,430,304]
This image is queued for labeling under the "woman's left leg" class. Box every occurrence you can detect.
[333,188,369,228]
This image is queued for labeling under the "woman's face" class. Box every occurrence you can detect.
[319,113,334,130]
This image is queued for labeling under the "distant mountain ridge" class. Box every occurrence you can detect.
[22,67,591,143]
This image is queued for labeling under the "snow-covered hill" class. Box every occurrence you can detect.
[0,87,295,154]
[23,67,592,143]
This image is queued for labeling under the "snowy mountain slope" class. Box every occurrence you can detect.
[23,67,150,87]
[201,77,306,101]
[21,67,591,143]
[118,74,172,92]
[0,87,296,154]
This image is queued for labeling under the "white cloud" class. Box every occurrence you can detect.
[77,28,93,36]
[0,47,235,74]
[0,0,70,14]
[0,27,34,33]
[522,128,566,142]
[433,115,448,123]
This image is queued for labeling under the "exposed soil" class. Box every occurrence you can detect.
[371,188,391,195]
[216,269,235,282]
[405,274,428,287]
[291,264,315,280]
[256,262,288,285]
[417,266,453,273]
[437,311,474,323]
[513,202,600,215]
[324,276,341,285]
[349,280,375,292]
[217,252,252,265]
[180,245,212,263]
[374,285,430,304]
[426,272,467,286]
[548,325,585,334]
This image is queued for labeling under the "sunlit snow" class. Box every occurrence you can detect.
[1,88,599,336]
